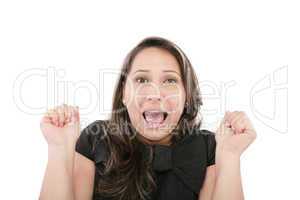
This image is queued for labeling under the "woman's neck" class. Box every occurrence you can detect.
[136,133,173,146]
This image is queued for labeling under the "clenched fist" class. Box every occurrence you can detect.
[40,104,80,148]
[215,111,257,157]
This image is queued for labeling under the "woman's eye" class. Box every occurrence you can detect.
[164,79,177,84]
[134,77,177,84]
[135,77,149,83]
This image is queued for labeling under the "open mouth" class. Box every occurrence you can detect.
[142,110,168,128]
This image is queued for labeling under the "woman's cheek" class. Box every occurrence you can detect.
[164,94,185,114]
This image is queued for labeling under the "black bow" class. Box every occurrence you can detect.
[93,128,215,195]
[151,132,209,194]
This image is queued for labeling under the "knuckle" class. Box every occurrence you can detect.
[240,111,246,117]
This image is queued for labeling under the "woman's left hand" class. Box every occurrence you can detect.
[215,111,257,157]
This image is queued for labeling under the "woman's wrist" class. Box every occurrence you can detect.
[47,145,76,175]
[215,147,241,165]
[215,150,241,177]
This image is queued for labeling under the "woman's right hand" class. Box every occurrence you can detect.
[40,104,80,148]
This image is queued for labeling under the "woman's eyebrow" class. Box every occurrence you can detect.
[163,70,180,76]
[133,69,180,76]
[134,69,149,74]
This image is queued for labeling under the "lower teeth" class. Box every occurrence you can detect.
[145,119,165,128]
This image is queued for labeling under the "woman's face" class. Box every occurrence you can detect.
[122,47,186,145]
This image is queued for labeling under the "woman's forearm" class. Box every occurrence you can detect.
[212,150,244,200]
[39,146,75,200]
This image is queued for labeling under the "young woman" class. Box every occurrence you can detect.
[39,37,257,200]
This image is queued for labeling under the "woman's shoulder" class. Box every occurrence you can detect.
[191,128,216,144]
[79,119,110,147]
[157,128,216,194]
[81,119,109,136]
[179,128,217,166]
[75,119,110,163]
[192,128,215,136]
[196,129,217,166]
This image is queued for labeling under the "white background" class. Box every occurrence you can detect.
[0,0,299,199]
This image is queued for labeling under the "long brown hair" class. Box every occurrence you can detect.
[95,36,203,200]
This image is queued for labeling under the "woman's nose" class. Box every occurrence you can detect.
[146,94,162,102]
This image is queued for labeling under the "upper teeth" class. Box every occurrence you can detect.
[143,110,168,120]
[145,110,162,114]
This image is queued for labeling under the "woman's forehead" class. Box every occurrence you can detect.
[130,47,181,74]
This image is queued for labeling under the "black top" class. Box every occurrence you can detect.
[75,120,217,200]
